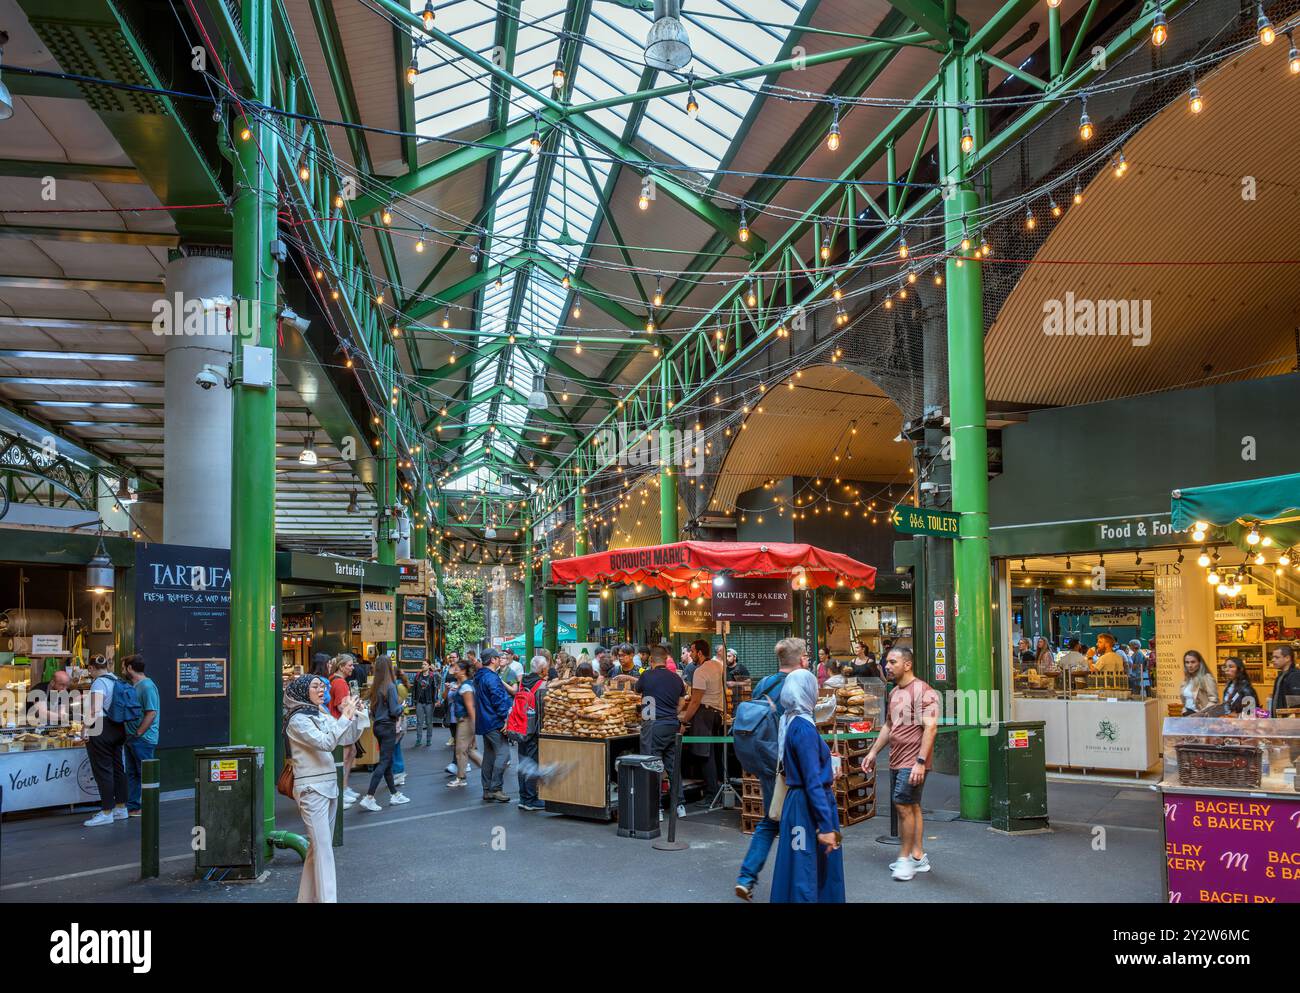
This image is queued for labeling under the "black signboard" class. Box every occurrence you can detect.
[135,543,231,748]
[712,578,794,623]
[177,658,227,699]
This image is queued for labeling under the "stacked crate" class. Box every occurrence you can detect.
[834,734,876,826]
[740,772,764,835]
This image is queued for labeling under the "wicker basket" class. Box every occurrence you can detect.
[1174,743,1262,788]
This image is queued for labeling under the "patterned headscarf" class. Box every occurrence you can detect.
[284,674,324,723]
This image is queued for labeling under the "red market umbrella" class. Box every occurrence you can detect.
[549,540,876,598]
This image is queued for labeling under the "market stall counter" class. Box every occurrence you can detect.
[1159,717,1300,903]
[538,676,645,820]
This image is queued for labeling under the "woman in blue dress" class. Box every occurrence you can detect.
[770,668,846,903]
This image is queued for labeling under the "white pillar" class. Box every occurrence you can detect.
[162,254,234,548]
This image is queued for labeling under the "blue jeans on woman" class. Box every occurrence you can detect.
[737,771,779,889]
[393,736,405,776]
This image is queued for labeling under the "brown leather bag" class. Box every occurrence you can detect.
[276,733,295,799]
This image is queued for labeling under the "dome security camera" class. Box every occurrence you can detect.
[195,364,230,390]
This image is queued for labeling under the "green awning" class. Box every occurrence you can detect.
[1171,473,1300,550]
[501,620,577,653]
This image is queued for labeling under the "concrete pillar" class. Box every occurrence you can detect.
[162,253,233,548]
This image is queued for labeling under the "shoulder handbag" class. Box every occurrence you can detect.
[767,756,789,820]
[276,730,296,800]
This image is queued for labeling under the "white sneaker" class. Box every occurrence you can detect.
[393,773,407,787]
[111,806,128,820]
[343,794,357,808]
[892,861,916,881]
[84,811,115,827]
[446,777,466,788]
[889,854,930,873]
[359,795,382,812]
[343,787,358,802]
[389,792,411,805]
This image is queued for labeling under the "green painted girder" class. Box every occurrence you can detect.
[518,342,617,404]
[419,339,510,389]
[0,159,142,183]
[886,0,960,41]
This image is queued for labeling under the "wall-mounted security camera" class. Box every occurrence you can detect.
[195,363,232,390]
[278,306,310,334]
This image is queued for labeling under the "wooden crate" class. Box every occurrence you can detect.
[837,782,875,808]
[740,812,762,835]
[741,774,763,800]
[835,771,874,794]
[741,795,765,819]
[841,799,876,826]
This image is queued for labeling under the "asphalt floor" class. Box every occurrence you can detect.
[0,733,1164,903]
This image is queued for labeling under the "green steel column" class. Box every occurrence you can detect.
[523,520,535,659]
[377,365,398,569]
[939,53,992,821]
[542,555,558,652]
[574,489,589,641]
[659,362,677,645]
[228,0,280,841]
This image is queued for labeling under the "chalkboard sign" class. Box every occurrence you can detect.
[398,644,428,663]
[401,620,427,642]
[177,657,227,699]
[135,543,231,748]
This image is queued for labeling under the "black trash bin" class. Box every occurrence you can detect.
[617,754,663,839]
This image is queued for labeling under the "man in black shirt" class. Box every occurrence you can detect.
[635,644,686,810]
[725,648,750,681]
[26,669,72,725]
[1269,644,1300,714]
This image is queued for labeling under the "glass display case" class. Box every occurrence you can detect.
[1160,716,1300,794]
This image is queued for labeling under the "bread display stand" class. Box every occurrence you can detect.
[538,731,640,821]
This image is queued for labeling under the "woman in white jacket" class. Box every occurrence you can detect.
[284,674,361,903]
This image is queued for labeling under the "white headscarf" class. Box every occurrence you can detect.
[777,667,819,760]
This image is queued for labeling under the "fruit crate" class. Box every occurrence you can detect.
[741,795,765,819]
[740,812,762,835]
[741,773,764,800]
[841,799,876,826]
[836,782,875,809]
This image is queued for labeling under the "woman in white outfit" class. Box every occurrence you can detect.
[284,674,361,903]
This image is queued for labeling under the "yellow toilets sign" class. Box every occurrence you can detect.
[890,506,961,538]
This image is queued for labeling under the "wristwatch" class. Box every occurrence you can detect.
[915,757,926,766]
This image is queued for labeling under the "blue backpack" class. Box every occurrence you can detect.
[103,674,143,726]
[732,672,788,779]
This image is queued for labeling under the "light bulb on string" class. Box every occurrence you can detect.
[1257,3,1275,45]
[1025,204,1036,230]
[738,204,750,243]
[960,121,974,154]
[653,277,663,307]
[820,236,831,261]
[382,205,393,226]
[747,282,758,307]
[552,63,565,89]
[415,229,426,253]
[407,53,418,86]
[960,221,972,252]
[1188,82,1203,114]
[572,295,582,319]
[1289,32,1300,72]
[442,307,451,329]
[422,0,435,30]
[1073,182,1083,205]
[1112,151,1127,177]
[1151,3,1168,47]
[529,121,542,155]
[561,271,571,289]
[907,270,918,284]
[827,99,841,151]
[1050,196,1061,218]
[1077,97,1093,141]
[686,80,699,119]
[979,234,991,257]
[897,233,908,259]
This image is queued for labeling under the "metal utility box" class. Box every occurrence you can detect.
[616,754,662,840]
[988,721,1049,833]
[194,745,265,879]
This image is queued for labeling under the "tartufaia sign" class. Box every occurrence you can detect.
[891,506,961,538]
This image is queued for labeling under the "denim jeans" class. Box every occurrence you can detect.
[416,702,434,744]
[481,729,508,795]
[737,771,778,887]
[125,736,156,811]
[392,737,405,776]
[517,735,541,805]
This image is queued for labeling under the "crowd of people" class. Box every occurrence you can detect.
[1014,633,1154,696]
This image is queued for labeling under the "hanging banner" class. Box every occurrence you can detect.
[712,578,793,623]
[360,593,396,642]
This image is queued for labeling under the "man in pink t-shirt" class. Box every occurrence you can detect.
[862,646,939,881]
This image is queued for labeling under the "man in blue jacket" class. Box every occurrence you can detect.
[472,649,513,802]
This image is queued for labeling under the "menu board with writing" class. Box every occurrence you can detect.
[712,578,793,623]
[177,658,228,699]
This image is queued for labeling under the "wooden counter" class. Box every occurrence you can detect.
[538,732,639,821]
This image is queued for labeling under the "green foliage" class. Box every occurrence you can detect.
[443,577,486,653]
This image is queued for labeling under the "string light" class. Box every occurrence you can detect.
[529,119,542,155]
[552,63,566,89]
[442,306,451,329]
[1151,2,1168,47]
[381,205,393,226]
[832,282,843,301]
[638,180,650,210]
[738,204,751,243]
[1112,151,1128,177]
[1078,97,1093,140]
[1072,181,1083,205]
[1257,3,1275,45]
[686,80,699,119]
[820,235,831,261]
[897,233,908,259]
[747,282,758,307]
[827,99,841,151]
[653,277,663,307]
[645,314,656,334]
[407,54,418,86]
[415,229,426,253]
[572,295,582,319]
[1188,82,1202,113]
[1024,204,1036,230]
[1050,196,1061,218]
[422,0,435,30]
[1289,32,1300,72]
[960,120,974,154]
[979,233,991,256]
[239,123,252,141]
[561,271,571,289]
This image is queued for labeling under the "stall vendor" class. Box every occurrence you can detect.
[26,669,73,725]
[607,643,642,689]
[1091,634,1127,674]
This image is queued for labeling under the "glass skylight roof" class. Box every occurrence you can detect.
[408,0,810,475]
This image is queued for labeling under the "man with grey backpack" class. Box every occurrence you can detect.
[732,637,809,900]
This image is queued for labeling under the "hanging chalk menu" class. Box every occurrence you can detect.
[177,658,228,699]
[135,543,231,748]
